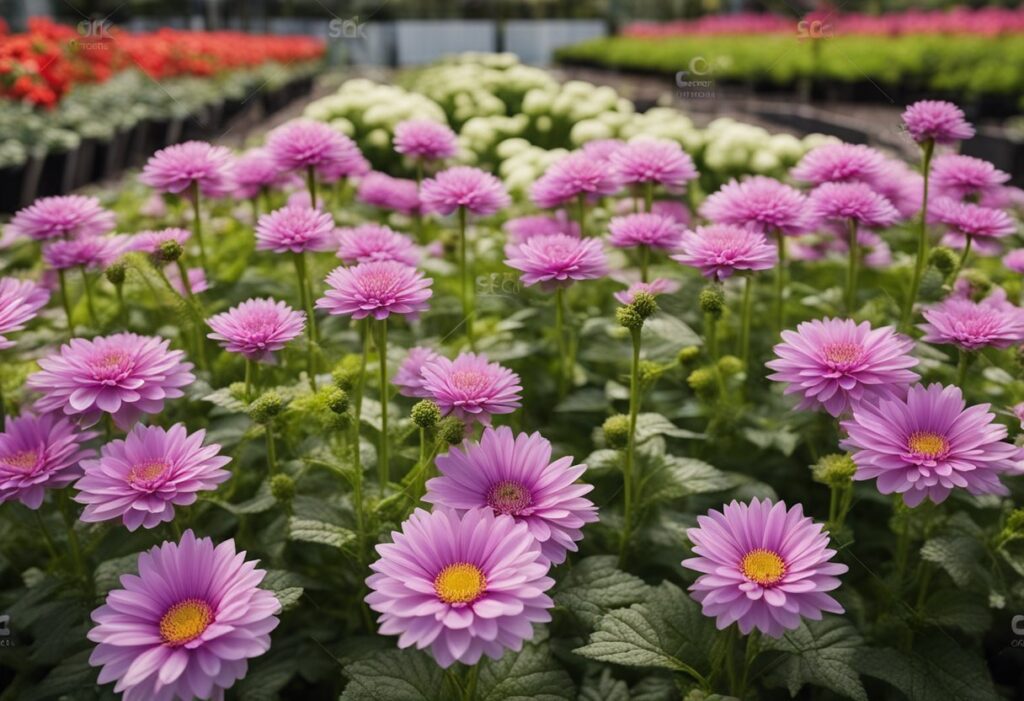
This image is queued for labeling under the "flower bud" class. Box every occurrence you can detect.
[698,285,725,319]
[717,355,744,376]
[411,399,441,429]
[960,270,992,301]
[1006,508,1024,536]
[687,366,718,398]
[677,345,701,365]
[436,416,466,446]
[630,291,658,320]
[615,305,643,331]
[638,360,663,386]
[105,261,126,285]
[320,386,350,414]
[331,354,363,391]
[602,414,630,449]
[811,453,857,488]
[270,473,295,503]
[928,246,958,277]
[248,391,284,424]
[154,239,183,264]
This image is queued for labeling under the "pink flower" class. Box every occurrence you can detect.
[700,176,810,235]
[265,118,365,179]
[0,414,95,509]
[356,172,421,215]
[27,333,195,429]
[336,224,419,266]
[791,143,887,186]
[207,298,306,362]
[504,234,609,290]
[650,200,691,225]
[75,423,230,530]
[393,119,458,161]
[902,100,975,145]
[613,278,680,305]
[8,195,115,241]
[42,235,127,271]
[420,166,510,216]
[920,292,1024,351]
[233,147,290,199]
[140,141,236,197]
[421,352,522,426]
[503,214,580,245]
[581,138,626,164]
[871,159,923,219]
[808,182,899,229]
[393,346,441,398]
[841,383,1017,506]
[317,261,432,320]
[929,197,1015,239]
[0,277,49,349]
[256,205,335,253]
[611,139,698,188]
[931,154,1009,200]
[128,228,190,255]
[530,151,620,209]
[766,318,919,417]
[608,213,683,250]
[672,225,777,280]
[1003,249,1024,274]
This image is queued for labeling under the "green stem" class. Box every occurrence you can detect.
[894,497,911,594]
[114,282,127,327]
[58,490,89,595]
[739,274,753,368]
[644,181,654,212]
[33,510,59,563]
[773,230,786,334]
[707,311,727,397]
[639,245,650,283]
[306,165,318,209]
[950,235,973,283]
[845,219,860,315]
[554,287,571,398]
[80,266,98,326]
[266,422,278,475]
[293,252,318,390]
[576,193,587,236]
[244,358,253,402]
[739,629,760,697]
[57,269,74,335]
[457,206,475,348]
[175,259,194,299]
[189,181,209,273]
[461,663,479,701]
[373,319,389,494]
[619,327,642,567]
[955,348,970,389]
[899,140,934,332]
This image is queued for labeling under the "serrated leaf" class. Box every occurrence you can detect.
[554,556,651,629]
[921,590,991,634]
[204,386,248,412]
[94,553,139,595]
[20,650,98,701]
[578,669,629,701]
[236,656,296,701]
[476,639,574,701]
[854,637,1001,701]
[288,517,355,550]
[638,448,739,508]
[574,581,714,683]
[761,617,867,701]
[634,413,704,443]
[340,648,458,700]
[207,480,277,515]
[261,569,304,612]
[920,535,984,588]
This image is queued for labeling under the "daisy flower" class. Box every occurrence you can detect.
[255,205,335,254]
[42,236,127,271]
[613,278,680,305]
[503,214,580,245]
[128,228,191,256]
[336,224,420,266]
[393,119,458,162]
[8,195,115,241]
[920,293,1024,351]
[504,234,608,290]
[672,225,777,280]
[931,154,1010,201]
[791,143,887,186]
[356,172,421,215]
[700,176,810,235]
[929,198,1016,240]
[265,118,364,179]
[207,298,306,362]
[611,138,698,189]
[393,346,441,398]
[808,182,899,229]
[607,213,683,250]
[420,352,522,426]
[0,277,49,349]
[420,166,510,216]
[317,261,432,320]
[140,141,236,198]
[530,151,620,209]
[902,100,975,145]
[0,414,95,509]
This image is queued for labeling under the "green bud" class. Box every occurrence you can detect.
[717,355,744,377]
[811,453,857,488]
[960,270,991,301]
[683,690,709,701]
[105,261,127,285]
[615,305,644,331]
[928,246,958,277]
[331,354,363,391]
[677,345,701,365]
[1006,508,1024,535]
[630,292,658,320]
[270,474,295,503]
[155,239,183,263]
[437,417,466,446]
[319,386,350,414]
[602,414,630,449]
[248,391,284,424]
[411,399,441,429]
[228,382,248,402]
[638,360,663,386]
[321,411,350,431]
[687,366,718,398]
[698,285,725,319]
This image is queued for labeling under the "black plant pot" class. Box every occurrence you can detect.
[35,148,76,198]
[74,138,99,190]
[0,164,23,214]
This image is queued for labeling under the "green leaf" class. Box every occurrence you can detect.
[261,569,304,612]
[761,618,867,701]
[340,648,458,701]
[920,534,984,588]
[920,590,991,634]
[634,413,704,443]
[94,553,139,595]
[573,581,714,683]
[203,386,248,413]
[20,650,99,701]
[578,669,629,701]
[206,480,277,515]
[476,639,575,701]
[554,556,651,629]
[288,517,355,550]
[638,447,739,509]
[854,637,1002,701]
[236,656,296,700]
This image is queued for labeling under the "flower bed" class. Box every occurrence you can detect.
[0,54,1022,701]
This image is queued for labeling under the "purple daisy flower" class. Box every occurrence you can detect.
[317,261,433,320]
[931,154,1010,201]
[1003,249,1024,274]
[791,143,887,186]
[841,383,1018,506]
[420,166,510,216]
[0,277,49,350]
[0,414,95,509]
[530,151,620,209]
[611,139,698,188]
[27,333,195,429]
[393,119,458,162]
[207,298,306,362]
[356,172,421,215]
[233,147,291,200]
[504,234,608,290]
[871,159,923,219]
[88,530,280,699]
[700,176,810,236]
[902,100,975,145]
[426,426,598,564]
[8,195,116,241]
[42,235,128,271]
[393,346,441,398]
[929,197,1015,239]
[503,214,580,245]
[613,277,680,305]
[140,141,236,198]
[766,318,919,417]
[682,498,847,638]
[76,423,230,531]
[365,507,554,668]
[265,118,365,179]
[336,224,420,266]
[920,293,1024,351]
[672,225,777,280]
[1013,402,1024,430]
[581,138,626,165]
[607,213,683,250]
[420,352,522,426]
[808,182,900,229]
[255,205,335,254]
[128,228,191,256]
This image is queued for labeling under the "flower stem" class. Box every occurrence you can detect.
[739,275,753,368]
[175,259,194,299]
[773,230,786,334]
[899,139,935,332]
[266,422,278,475]
[457,206,475,348]
[306,165,318,209]
[114,281,127,327]
[373,319,389,494]
[244,358,253,402]
[576,192,587,236]
[639,245,650,283]
[845,219,860,315]
[292,252,318,390]
[189,181,209,273]
[58,489,89,595]
[554,287,571,397]
[644,181,654,212]
[950,235,973,283]
[57,269,74,335]
[80,266,98,327]
[619,326,642,567]
[955,348,970,389]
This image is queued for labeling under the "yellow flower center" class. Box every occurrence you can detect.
[159,598,213,646]
[434,562,487,604]
[740,549,787,586]
[1,450,38,472]
[127,459,169,484]
[907,431,948,458]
